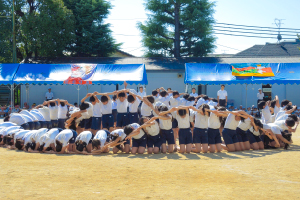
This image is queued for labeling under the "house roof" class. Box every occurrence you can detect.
[23,56,300,72]
[235,39,300,57]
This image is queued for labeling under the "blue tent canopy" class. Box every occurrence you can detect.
[13,63,148,85]
[185,63,300,85]
[0,64,20,85]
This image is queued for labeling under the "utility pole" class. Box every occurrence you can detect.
[273,18,285,43]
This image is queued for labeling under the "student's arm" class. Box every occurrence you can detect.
[159,107,177,116]
[276,134,291,145]
[275,95,280,108]
[205,108,228,117]
[262,129,280,147]
[155,115,172,120]
[125,127,145,140]
[81,93,92,103]
[92,92,100,103]
[129,91,142,101]
[57,98,61,106]
[226,96,228,106]
[65,101,74,107]
[189,106,203,114]
[285,106,297,115]
[142,96,153,108]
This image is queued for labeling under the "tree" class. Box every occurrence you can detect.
[138,0,216,58]
[63,0,120,57]
[0,0,13,63]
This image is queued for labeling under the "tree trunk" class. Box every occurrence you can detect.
[174,1,181,58]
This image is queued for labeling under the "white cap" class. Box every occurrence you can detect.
[258,88,262,90]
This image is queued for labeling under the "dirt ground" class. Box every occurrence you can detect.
[1,128,300,199]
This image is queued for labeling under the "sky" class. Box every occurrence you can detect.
[104,0,300,57]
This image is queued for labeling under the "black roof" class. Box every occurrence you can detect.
[235,40,300,57]
[23,56,300,72]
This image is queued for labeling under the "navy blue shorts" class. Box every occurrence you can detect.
[78,119,86,128]
[102,114,114,129]
[117,113,130,127]
[58,119,66,129]
[40,121,48,129]
[147,134,162,148]
[161,129,175,145]
[129,112,139,124]
[193,128,208,144]
[222,128,239,145]
[51,120,58,128]
[132,134,147,148]
[208,128,222,145]
[84,117,92,129]
[21,123,30,130]
[246,130,262,144]
[172,119,178,128]
[178,128,193,145]
[34,122,41,130]
[236,127,249,142]
[69,130,77,144]
[91,117,102,130]
[28,122,35,130]
[112,109,117,122]
[47,121,52,129]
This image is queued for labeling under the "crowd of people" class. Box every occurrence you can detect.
[0,82,298,155]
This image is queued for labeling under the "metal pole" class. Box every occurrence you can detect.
[78,85,80,105]
[185,84,188,93]
[245,83,248,108]
[12,0,17,63]
[11,84,14,110]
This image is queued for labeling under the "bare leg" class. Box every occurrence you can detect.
[138,147,145,154]
[147,147,153,154]
[168,144,174,153]
[153,147,160,154]
[131,147,138,154]
[216,143,222,152]
[201,143,208,153]
[226,144,236,152]
[179,144,185,153]
[242,141,251,150]
[194,143,201,153]
[161,143,167,153]
[124,144,130,153]
[233,142,241,151]
[86,144,92,153]
[250,142,259,150]
[209,144,216,153]
[186,144,192,153]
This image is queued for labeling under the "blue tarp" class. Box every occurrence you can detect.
[185,63,300,85]
[13,63,148,85]
[0,64,20,85]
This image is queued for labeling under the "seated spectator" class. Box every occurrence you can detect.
[31,103,36,110]
[23,102,29,109]
[246,107,252,115]
[4,106,11,116]
[11,105,20,113]
[0,106,6,117]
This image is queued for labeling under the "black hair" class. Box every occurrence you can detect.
[100,95,108,103]
[183,94,189,100]
[55,140,62,152]
[159,105,169,112]
[79,102,89,110]
[258,101,266,109]
[37,143,45,152]
[5,136,13,145]
[203,95,209,100]
[15,139,23,150]
[281,99,290,107]
[285,118,295,127]
[74,102,78,106]
[124,125,134,135]
[68,117,77,131]
[118,92,126,98]
[50,102,56,107]
[178,109,187,116]
[152,90,158,96]
[253,118,263,129]
[89,96,95,102]
[270,100,276,108]
[187,96,195,102]
[217,106,227,127]
[202,104,210,117]
[172,91,179,96]
[139,86,143,89]
[76,142,86,152]
[160,90,167,97]
[146,96,155,104]
[0,136,2,143]
[192,87,196,90]
[221,84,225,87]
[25,142,36,151]
[112,95,117,101]
[2,136,7,144]
[92,139,100,149]
[285,105,293,111]
[240,116,245,122]
[127,95,135,103]
[139,117,148,125]
[4,116,9,122]
[288,114,298,122]
[212,98,218,103]
[60,102,65,107]
[282,133,292,150]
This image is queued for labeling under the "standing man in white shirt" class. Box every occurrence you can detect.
[257,88,264,108]
[45,87,54,101]
[137,86,146,98]
[189,88,198,98]
[217,85,228,107]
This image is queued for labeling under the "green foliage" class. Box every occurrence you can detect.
[0,1,13,63]
[138,0,216,58]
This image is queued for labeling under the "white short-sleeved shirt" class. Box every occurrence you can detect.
[58,105,68,119]
[208,109,221,129]
[21,114,34,123]
[45,92,54,99]
[75,131,92,144]
[85,102,94,118]
[141,102,152,117]
[208,101,218,107]
[194,111,209,129]
[224,113,239,130]
[23,130,37,145]
[38,107,51,121]
[249,127,260,136]
[159,96,170,107]
[55,129,74,147]
[274,120,288,132]
[175,112,190,129]
[189,93,198,98]
[0,122,17,128]
[169,97,181,108]
[257,92,264,100]
[145,121,160,136]
[40,128,60,148]
[49,105,58,120]
[92,102,102,117]
[137,91,146,98]
[94,130,109,147]
[112,101,117,110]
[2,126,21,136]
[116,98,128,113]
[153,96,159,103]
[180,99,188,106]
[111,129,126,141]
[14,130,30,144]
[131,123,146,139]
[217,90,227,99]
[20,110,38,121]
[275,110,287,122]
[9,113,26,125]
[30,110,45,121]
[186,101,195,107]
[159,114,172,130]
[31,128,49,144]
[101,100,112,115]
[261,106,272,124]
[129,98,140,113]
[237,118,252,131]
[196,99,209,109]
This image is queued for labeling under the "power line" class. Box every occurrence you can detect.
[213,25,300,34]
[215,22,300,31]
[212,28,298,37]
[214,32,295,39]
[216,43,241,51]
